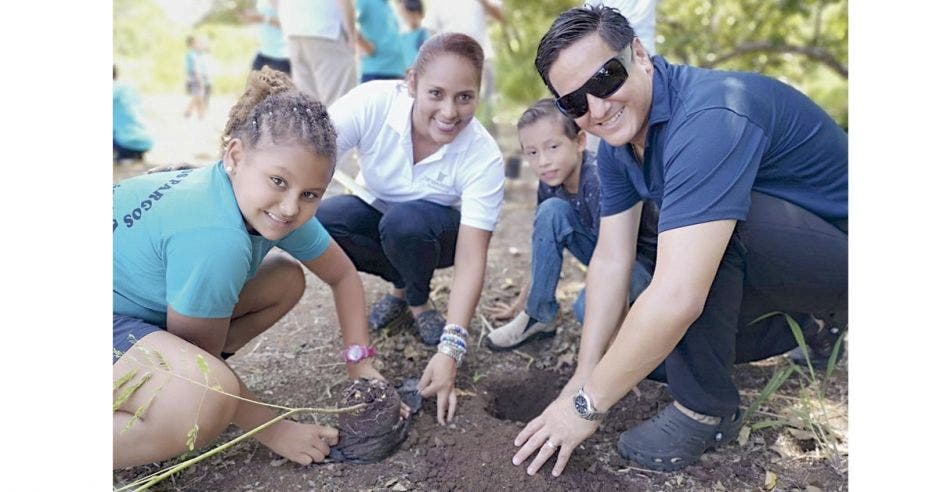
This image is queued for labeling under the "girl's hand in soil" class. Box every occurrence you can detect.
[346,360,384,381]
[256,419,339,465]
[417,352,458,425]
[511,397,600,477]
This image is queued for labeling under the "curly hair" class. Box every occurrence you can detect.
[222,67,337,170]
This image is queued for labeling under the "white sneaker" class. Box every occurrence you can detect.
[484,312,555,351]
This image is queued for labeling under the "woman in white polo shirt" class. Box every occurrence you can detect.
[318,33,504,424]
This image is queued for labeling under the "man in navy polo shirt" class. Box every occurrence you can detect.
[509,5,847,476]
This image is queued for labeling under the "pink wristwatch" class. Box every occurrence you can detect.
[343,344,377,364]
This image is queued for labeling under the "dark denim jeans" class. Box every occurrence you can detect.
[316,195,459,306]
[646,192,848,417]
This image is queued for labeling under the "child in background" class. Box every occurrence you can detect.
[113,68,393,469]
[485,98,651,350]
[396,0,428,69]
[113,65,154,163]
[242,0,292,76]
[356,0,406,82]
[183,34,212,119]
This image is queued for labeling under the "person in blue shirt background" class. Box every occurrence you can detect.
[511,5,848,476]
[241,0,292,76]
[113,68,397,469]
[113,65,153,163]
[356,0,406,82]
[183,34,212,119]
[395,0,429,69]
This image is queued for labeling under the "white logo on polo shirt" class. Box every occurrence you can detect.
[423,168,452,192]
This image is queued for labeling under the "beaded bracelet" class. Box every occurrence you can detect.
[443,323,469,338]
[437,343,464,366]
[440,333,467,350]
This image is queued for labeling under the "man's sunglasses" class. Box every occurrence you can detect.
[553,51,631,119]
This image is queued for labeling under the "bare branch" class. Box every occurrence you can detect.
[703,41,847,78]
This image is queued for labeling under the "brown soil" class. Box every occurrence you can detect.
[113,94,848,491]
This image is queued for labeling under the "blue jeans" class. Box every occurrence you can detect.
[571,263,651,324]
[316,195,459,306]
[527,198,652,324]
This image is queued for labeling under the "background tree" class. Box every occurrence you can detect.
[658,0,847,128]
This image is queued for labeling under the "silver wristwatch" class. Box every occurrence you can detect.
[572,385,607,421]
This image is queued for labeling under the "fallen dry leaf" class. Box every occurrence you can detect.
[737,425,751,446]
[403,345,421,361]
[763,470,777,490]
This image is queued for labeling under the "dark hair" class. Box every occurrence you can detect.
[402,0,423,14]
[222,67,337,169]
[535,5,636,95]
[516,98,580,139]
[411,32,484,86]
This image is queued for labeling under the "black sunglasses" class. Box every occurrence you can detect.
[553,51,631,119]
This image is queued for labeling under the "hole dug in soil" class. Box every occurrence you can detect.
[484,368,565,422]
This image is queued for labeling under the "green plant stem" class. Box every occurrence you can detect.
[120,351,294,412]
[116,403,366,492]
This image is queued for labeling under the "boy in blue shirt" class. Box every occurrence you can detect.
[395,0,428,69]
[242,0,292,75]
[356,0,406,82]
[113,65,153,162]
[183,34,212,119]
[485,98,651,350]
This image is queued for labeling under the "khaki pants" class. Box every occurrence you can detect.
[289,34,359,176]
[288,34,356,107]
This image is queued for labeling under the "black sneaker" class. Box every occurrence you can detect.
[788,314,845,370]
[617,403,743,472]
[368,294,411,331]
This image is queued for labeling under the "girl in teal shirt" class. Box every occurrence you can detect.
[113,68,393,469]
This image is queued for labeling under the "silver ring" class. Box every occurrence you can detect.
[544,440,557,449]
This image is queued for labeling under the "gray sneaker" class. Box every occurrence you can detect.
[368,294,411,331]
[484,312,555,351]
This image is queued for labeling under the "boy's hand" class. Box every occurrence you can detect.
[484,300,521,321]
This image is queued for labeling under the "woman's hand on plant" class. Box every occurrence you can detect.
[417,352,458,425]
